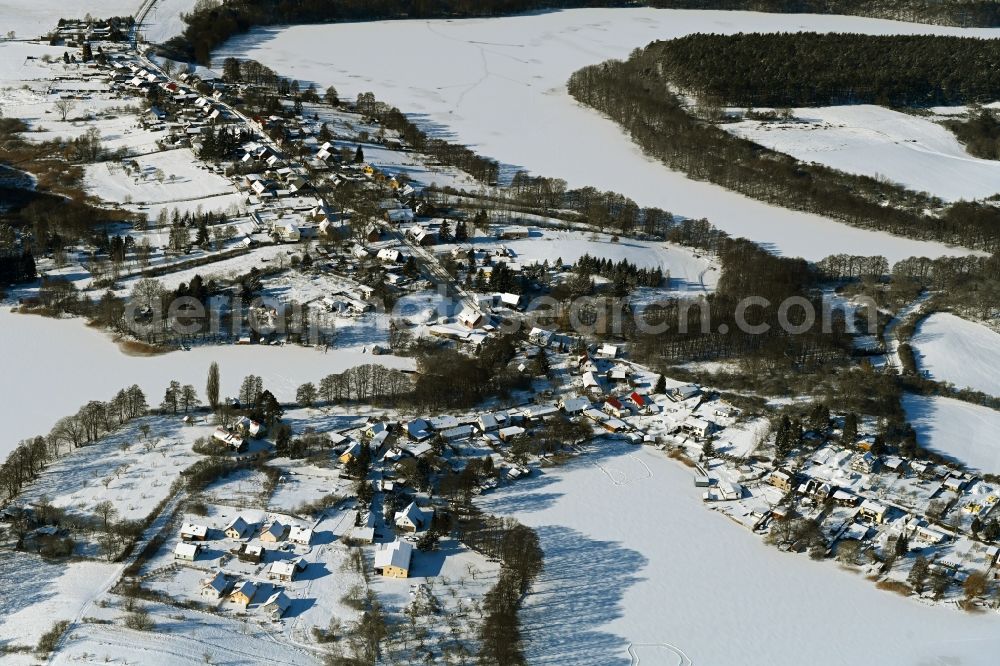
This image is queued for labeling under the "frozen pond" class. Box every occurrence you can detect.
[217,8,998,262]
[0,308,413,456]
[480,440,1000,665]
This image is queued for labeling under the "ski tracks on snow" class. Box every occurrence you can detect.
[628,641,693,665]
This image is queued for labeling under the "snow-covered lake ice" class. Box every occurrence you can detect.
[0,308,413,457]
[481,439,1000,665]
[216,8,1000,262]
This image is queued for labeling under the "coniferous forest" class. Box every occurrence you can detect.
[567,40,1000,253]
[165,0,1000,65]
[645,33,1000,107]
[946,109,1000,160]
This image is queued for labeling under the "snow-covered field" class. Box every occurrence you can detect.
[911,312,1000,397]
[84,148,241,213]
[139,0,197,44]
[0,309,413,457]
[727,105,1000,202]
[0,0,194,43]
[0,0,136,40]
[480,439,1000,665]
[904,393,1000,473]
[0,556,119,651]
[440,226,718,294]
[216,8,1000,262]
[16,415,204,522]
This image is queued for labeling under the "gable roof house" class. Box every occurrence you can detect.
[174,542,200,561]
[679,417,712,439]
[520,404,559,422]
[498,292,522,311]
[582,371,603,394]
[230,581,258,605]
[201,571,232,599]
[288,526,314,546]
[596,343,619,359]
[851,452,881,474]
[374,539,414,578]
[268,560,298,582]
[608,364,632,384]
[629,392,655,414]
[339,441,363,465]
[499,426,526,442]
[260,521,289,543]
[407,419,433,442]
[371,430,391,449]
[394,502,433,533]
[212,427,247,452]
[235,417,265,439]
[668,384,701,402]
[459,310,484,329]
[365,421,393,438]
[234,543,264,564]
[441,425,475,442]
[768,470,794,493]
[528,327,554,347]
[560,397,591,415]
[262,591,292,620]
[603,398,627,419]
[407,225,437,246]
[224,516,253,540]
[180,522,208,541]
[386,208,415,224]
[858,499,888,524]
[477,413,499,432]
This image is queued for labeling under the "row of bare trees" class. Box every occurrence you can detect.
[1,385,148,501]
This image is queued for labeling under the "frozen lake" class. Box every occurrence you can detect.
[0,309,413,457]
[481,440,1000,665]
[216,8,998,262]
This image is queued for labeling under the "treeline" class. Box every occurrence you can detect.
[315,364,414,404]
[575,253,665,289]
[567,55,1000,252]
[374,105,500,184]
[167,0,631,63]
[454,508,543,665]
[816,252,1000,289]
[0,249,37,286]
[1,385,148,501]
[648,33,1000,107]
[435,178,700,239]
[633,237,854,367]
[165,0,1000,65]
[946,109,1000,160]
[412,334,531,409]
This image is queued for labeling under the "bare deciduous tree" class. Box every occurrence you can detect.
[54,99,75,122]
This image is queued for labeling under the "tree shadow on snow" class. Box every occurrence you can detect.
[477,471,562,515]
[520,525,646,666]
